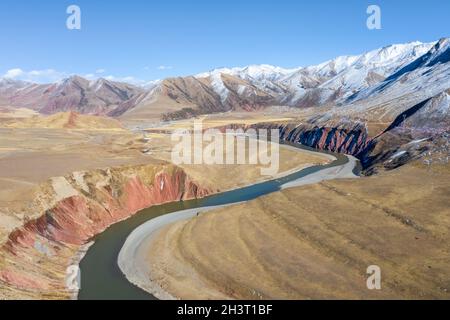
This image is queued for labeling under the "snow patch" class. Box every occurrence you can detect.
[210,72,229,103]
[237,85,247,95]
[407,138,430,145]
[391,150,407,159]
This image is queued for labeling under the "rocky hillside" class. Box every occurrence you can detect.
[0,163,210,299]
[0,76,144,115]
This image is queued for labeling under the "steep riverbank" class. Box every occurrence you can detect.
[77,144,342,299]
[214,116,444,176]
[0,163,209,299]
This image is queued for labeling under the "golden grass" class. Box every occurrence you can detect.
[146,162,450,299]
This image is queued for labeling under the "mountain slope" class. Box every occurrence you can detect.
[342,38,450,122]
[118,73,277,122]
[1,76,144,115]
[287,41,435,108]
[1,38,449,124]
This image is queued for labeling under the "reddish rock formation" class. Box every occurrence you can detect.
[0,164,210,299]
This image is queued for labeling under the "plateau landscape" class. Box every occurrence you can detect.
[0,18,449,300]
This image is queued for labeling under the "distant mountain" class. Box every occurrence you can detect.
[117,74,276,122]
[0,79,30,105]
[1,38,449,125]
[0,76,144,115]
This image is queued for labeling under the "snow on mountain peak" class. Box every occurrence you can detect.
[317,41,436,96]
[196,64,299,82]
[304,55,360,77]
[238,64,299,79]
[353,41,433,70]
[3,38,449,119]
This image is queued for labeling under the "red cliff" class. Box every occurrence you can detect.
[0,164,210,299]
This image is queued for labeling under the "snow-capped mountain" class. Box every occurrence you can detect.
[343,38,450,118]
[279,55,360,92]
[1,38,449,123]
[195,64,298,99]
[321,41,435,97]
[190,40,437,109]
[196,64,299,82]
[273,41,435,107]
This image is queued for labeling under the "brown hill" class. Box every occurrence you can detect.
[4,76,144,115]
[4,111,124,130]
[118,74,277,122]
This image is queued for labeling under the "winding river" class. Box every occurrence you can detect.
[78,144,360,300]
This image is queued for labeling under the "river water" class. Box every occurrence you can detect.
[78,144,357,300]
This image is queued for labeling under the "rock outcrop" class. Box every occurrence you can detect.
[217,105,447,175]
[0,163,209,299]
[215,121,370,164]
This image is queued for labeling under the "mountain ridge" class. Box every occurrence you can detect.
[1,38,449,124]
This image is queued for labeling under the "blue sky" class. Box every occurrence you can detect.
[0,0,449,84]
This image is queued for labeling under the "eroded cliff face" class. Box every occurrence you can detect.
[217,121,371,160]
[277,123,369,156]
[0,164,209,299]
[218,118,444,175]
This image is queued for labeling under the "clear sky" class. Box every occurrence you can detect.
[0,0,449,84]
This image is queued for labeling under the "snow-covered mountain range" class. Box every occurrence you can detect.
[1,38,449,125]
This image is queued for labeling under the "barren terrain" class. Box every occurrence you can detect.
[0,111,329,299]
[145,161,450,299]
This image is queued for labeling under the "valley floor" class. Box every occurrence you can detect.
[0,110,448,300]
[0,112,329,299]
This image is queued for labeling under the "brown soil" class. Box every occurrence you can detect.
[146,162,450,299]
